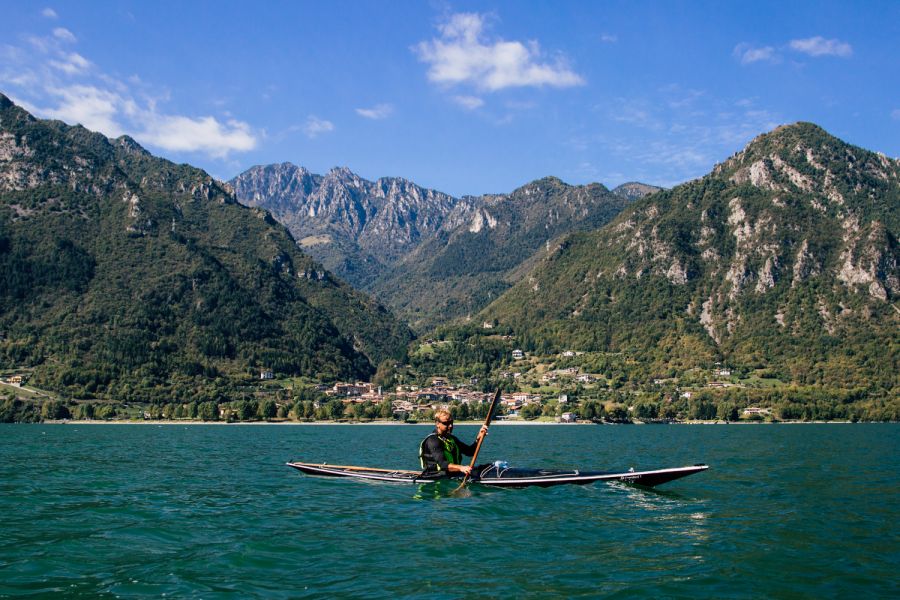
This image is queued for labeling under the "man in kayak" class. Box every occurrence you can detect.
[419,409,488,477]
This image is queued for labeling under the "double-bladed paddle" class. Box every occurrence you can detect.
[451,386,503,497]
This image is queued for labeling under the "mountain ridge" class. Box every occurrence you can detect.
[0,94,412,401]
[476,121,899,394]
[231,165,661,330]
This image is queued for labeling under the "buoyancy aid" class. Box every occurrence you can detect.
[419,432,461,471]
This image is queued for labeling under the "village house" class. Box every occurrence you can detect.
[501,395,524,411]
[511,392,540,405]
[415,390,448,403]
[260,370,274,380]
[342,389,385,404]
[329,382,373,396]
[391,399,416,416]
[450,390,491,405]
[512,349,524,360]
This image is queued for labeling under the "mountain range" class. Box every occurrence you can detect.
[0,94,412,401]
[479,123,899,394]
[2,89,897,404]
[230,166,657,330]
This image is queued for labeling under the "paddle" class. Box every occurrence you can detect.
[451,386,503,497]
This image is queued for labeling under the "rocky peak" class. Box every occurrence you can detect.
[114,135,151,157]
[612,182,663,201]
[605,122,899,319]
[230,163,469,274]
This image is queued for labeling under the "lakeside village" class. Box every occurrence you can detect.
[2,346,810,423]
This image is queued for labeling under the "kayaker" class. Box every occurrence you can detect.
[419,409,488,477]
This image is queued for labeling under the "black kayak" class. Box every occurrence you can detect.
[287,461,708,488]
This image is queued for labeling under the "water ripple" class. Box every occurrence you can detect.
[1,423,897,598]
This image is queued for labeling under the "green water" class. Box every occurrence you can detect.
[1,423,897,598]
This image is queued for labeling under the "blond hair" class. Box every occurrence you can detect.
[434,409,451,422]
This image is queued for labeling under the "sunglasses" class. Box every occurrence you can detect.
[437,420,454,426]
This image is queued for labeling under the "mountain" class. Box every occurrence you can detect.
[231,168,652,331]
[230,163,472,288]
[0,94,412,402]
[479,123,899,395]
[611,182,664,201]
[372,177,637,330]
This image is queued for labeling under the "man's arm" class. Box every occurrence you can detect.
[455,425,489,457]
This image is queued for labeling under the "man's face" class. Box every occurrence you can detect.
[435,416,453,436]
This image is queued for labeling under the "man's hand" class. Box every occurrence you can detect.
[478,424,489,440]
[447,463,472,475]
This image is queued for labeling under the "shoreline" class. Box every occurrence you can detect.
[33,418,870,426]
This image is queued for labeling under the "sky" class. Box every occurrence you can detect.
[1,0,898,197]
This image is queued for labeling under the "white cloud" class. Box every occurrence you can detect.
[600,34,617,43]
[414,12,585,91]
[303,116,334,138]
[891,109,900,121]
[355,103,393,119]
[49,52,90,74]
[42,8,58,18]
[733,43,778,65]
[53,27,77,43]
[789,36,852,58]
[453,95,484,110]
[0,31,258,159]
[41,84,127,136]
[139,115,256,158]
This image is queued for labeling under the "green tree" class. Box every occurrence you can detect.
[259,399,277,420]
[198,401,218,421]
[41,400,71,420]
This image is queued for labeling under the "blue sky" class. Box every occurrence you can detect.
[2,1,898,196]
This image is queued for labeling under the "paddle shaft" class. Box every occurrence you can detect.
[457,387,502,488]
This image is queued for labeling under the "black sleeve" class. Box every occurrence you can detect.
[422,435,451,472]
[453,434,478,457]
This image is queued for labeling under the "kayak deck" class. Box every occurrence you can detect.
[286,461,708,488]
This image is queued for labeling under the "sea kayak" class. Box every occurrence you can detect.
[286,461,708,488]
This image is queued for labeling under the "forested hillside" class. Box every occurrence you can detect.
[476,123,899,397]
[0,94,412,402]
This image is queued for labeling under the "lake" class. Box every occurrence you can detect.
[1,423,897,598]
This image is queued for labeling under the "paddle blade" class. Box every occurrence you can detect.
[450,481,472,498]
